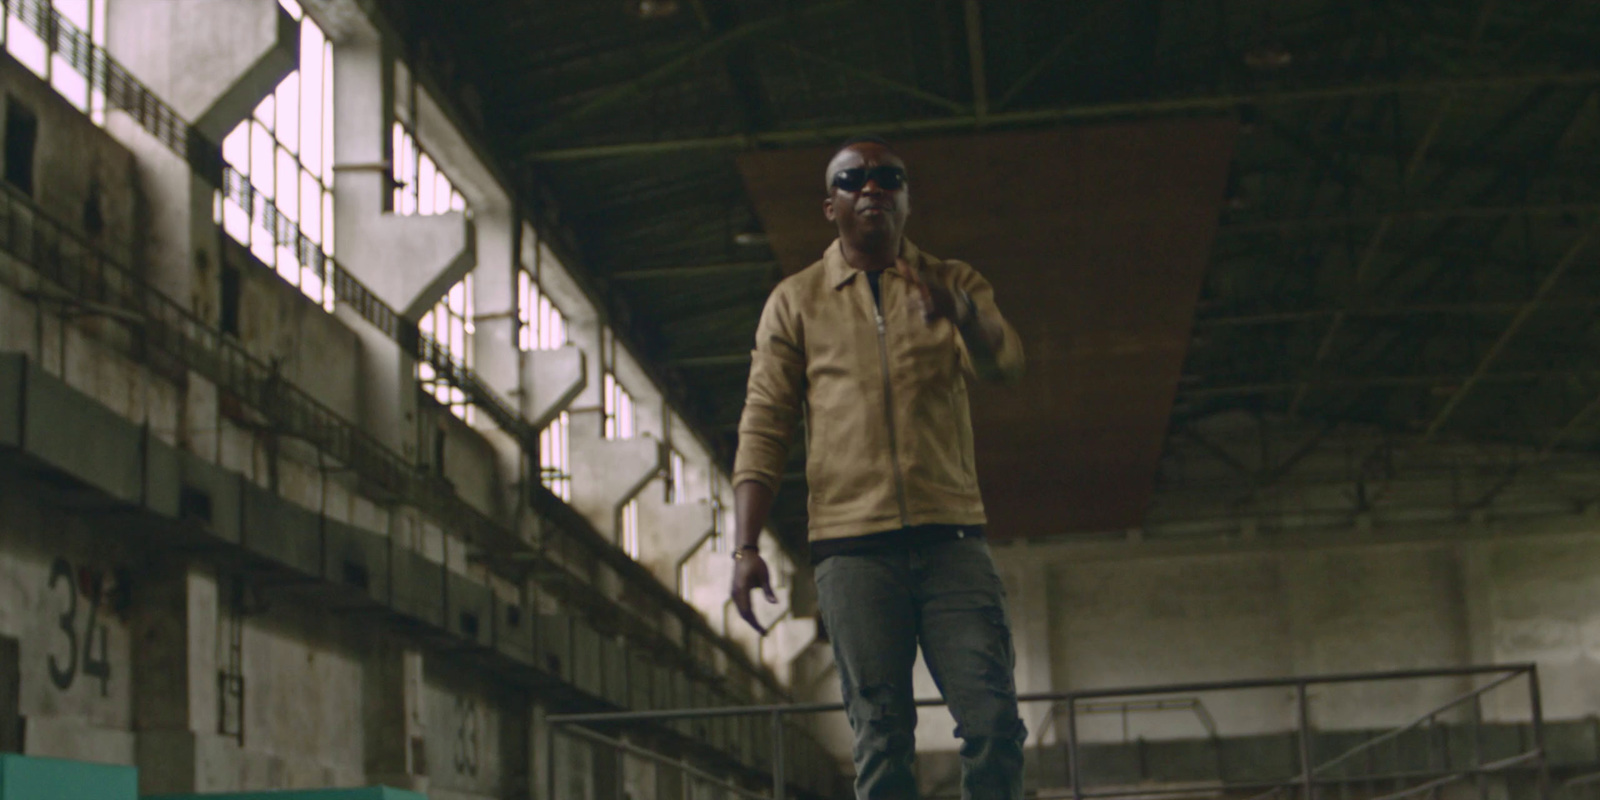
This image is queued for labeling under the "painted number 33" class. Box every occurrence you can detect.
[47,557,113,696]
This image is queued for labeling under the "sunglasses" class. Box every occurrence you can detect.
[831,166,908,192]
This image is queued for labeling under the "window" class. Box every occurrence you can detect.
[665,449,686,504]
[2,0,108,119]
[603,373,635,440]
[418,274,474,421]
[620,499,640,559]
[710,493,729,554]
[540,411,572,501]
[392,122,465,216]
[216,0,335,308]
[517,270,569,351]
[4,97,37,196]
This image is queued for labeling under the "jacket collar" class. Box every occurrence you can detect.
[824,237,924,290]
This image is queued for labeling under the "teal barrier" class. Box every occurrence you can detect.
[0,754,137,800]
[147,789,426,800]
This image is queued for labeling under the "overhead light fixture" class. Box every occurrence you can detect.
[734,231,768,247]
[631,0,680,19]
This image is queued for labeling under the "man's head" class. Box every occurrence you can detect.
[824,136,910,252]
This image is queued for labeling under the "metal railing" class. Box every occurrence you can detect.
[546,664,1551,800]
[0,0,794,707]
[0,173,832,776]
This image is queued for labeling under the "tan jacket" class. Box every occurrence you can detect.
[732,238,1024,542]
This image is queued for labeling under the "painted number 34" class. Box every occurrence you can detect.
[47,557,113,696]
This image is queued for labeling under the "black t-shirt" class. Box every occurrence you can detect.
[808,268,981,564]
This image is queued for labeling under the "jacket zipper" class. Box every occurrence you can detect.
[873,301,912,526]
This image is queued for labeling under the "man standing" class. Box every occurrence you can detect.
[729,136,1027,800]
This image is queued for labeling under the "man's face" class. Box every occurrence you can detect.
[823,143,910,247]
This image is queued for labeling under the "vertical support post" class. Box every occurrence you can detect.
[617,736,628,800]
[1528,666,1551,800]
[1067,697,1082,800]
[1472,693,1488,800]
[681,758,693,800]
[1298,684,1315,800]
[772,710,786,800]
[547,721,558,800]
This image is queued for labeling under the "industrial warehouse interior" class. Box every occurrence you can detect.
[0,0,1599,798]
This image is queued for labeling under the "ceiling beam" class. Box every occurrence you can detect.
[1285,83,1582,418]
[1178,368,1596,401]
[964,0,988,122]
[995,16,1080,112]
[1283,0,1496,418]
[1195,294,1600,329]
[1217,201,1600,236]
[1470,379,1600,509]
[523,69,1600,161]
[610,261,777,280]
[514,0,864,151]
[1418,218,1600,442]
[783,46,969,116]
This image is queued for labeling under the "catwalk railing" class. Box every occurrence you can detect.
[0,179,838,786]
[0,0,793,704]
[546,664,1554,800]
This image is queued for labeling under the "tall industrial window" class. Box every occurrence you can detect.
[540,411,571,501]
[2,0,108,119]
[710,492,729,554]
[603,373,635,440]
[517,270,569,351]
[665,449,686,504]
[620,499,640,559]
[418,274,474,421]
[392,122,465,216]
[216,0,335,308]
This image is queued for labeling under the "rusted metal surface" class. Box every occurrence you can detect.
[737,120,1236,536]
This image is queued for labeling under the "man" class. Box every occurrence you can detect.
[729,136,1027,800]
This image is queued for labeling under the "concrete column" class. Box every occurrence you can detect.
[637,495,715,590]
[330,17,473,459]
[472,208,518,406]
[130,560,218,794]
[364,639,429,792]
[999,540,1055,745]
[569,409,662,542]
[105,0,296,318]
[521,347,586,430]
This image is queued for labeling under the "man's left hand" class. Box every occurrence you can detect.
[898,258,968,326]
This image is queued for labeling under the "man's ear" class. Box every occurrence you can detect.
[823,196,836,222]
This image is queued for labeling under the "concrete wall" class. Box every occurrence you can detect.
[0,2,831,796]
[0,55,140,264]
[0,483,138,765]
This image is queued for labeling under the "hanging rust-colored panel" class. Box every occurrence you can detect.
[738,119,1236,537]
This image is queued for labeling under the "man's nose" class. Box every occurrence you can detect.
[861,180,886,196]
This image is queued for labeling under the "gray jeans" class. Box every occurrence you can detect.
[815,535,1027,800]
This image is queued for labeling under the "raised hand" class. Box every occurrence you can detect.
[898,258,960,325]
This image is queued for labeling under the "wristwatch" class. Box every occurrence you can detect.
[732,545,760,561]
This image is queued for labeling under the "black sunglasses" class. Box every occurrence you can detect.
[831,166,908,192]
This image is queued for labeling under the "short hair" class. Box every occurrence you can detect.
[825,135,898,189]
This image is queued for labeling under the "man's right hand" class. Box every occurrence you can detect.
[731,548,778,635]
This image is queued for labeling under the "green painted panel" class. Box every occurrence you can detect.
[0,754,137,800]
[147,786,427,800]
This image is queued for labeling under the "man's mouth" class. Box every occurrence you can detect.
[859,205,890,217]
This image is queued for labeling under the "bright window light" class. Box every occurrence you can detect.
[418,274,475,422]
[517,269,569,351]
[393,122,466,216]
[540,411,572,501]
[603,373,635,441]
[3,0,108,119]
[216,8,335,308]
[621,499,640,558]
